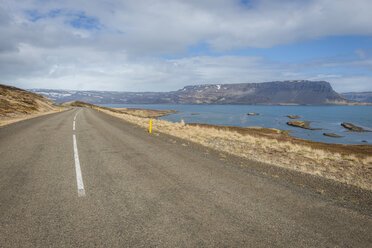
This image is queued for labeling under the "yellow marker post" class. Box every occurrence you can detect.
[98,107,99,112]
[149,120,152,133]
[60,108,61,112]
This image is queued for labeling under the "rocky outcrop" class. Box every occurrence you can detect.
[247,113,259,116]
[323,133,343,138]
[341,122,371,132]
[287,121,322,130]
[286,115,300,119]
[30,80,358,105]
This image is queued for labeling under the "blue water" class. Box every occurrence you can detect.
[102,104,372,145]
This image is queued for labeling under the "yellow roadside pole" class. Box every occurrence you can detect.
[149,120,152,133]
[98,107,100,112]
[60,108,61,112]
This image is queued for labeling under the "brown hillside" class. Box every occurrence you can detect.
[0,84,58,120]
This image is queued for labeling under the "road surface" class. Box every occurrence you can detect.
[0,108,371,247]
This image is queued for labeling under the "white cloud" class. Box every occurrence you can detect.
[324,76,372,93]
[0,0,372,92]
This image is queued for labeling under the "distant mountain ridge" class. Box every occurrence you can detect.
[30,80,362,105]
[341,92,372,103]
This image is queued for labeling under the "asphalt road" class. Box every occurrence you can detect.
[0,108,371,247]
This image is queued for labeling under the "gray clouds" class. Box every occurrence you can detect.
[1,0,372,92]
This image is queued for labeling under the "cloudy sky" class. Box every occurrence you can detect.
[1,0,372,92]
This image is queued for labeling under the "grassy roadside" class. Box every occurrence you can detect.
[100,106,372,191]
[104,107,176,118]
[0,109,68,127]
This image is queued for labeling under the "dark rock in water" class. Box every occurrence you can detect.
[286,115,300,119]
[323,133,343,138]
[361,140,368,143]
[341,122,371,132]
[247,113,260,116]
[191,113,200,115]
[287,121,322,130]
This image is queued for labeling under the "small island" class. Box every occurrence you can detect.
[247,113,260,116]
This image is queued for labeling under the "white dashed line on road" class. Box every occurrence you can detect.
[73,134,85,197]
[73,110,80,131]
[73,111,79,121]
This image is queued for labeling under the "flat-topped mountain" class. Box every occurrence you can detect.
[173,80,350,105]
[30,80,360,105]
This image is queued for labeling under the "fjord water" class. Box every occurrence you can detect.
[103,104,372,145]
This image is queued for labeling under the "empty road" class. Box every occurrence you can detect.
[0,108,371,247]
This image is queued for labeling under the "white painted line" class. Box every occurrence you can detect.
[74,109,81,121]
[73,134,85,197]
[73,110,80,130]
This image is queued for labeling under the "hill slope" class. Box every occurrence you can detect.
[31,80,358,105]
[0,84,58,121]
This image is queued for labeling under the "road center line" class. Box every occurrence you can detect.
[73,110,80,131]
[74,111,79,121]
[73,134,85,197]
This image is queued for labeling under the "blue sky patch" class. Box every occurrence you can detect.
[25,8,102,30]
[215,35,372,63]
[68,13,101,30]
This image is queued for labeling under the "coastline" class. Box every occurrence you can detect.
[102,103,372,145]
[107,107,177,118]
[100,106,372,191]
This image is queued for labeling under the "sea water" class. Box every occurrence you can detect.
[102,104,372,145]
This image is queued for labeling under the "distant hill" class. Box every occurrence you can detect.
[30,80,361,105]
[0,84,57,117]
[169,81,355,105]
[341,92,372,103]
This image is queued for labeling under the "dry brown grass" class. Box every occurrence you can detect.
[0,84,62,126]
[103,107,176,118]
[101,107,372,191]
[63,102,175,118]
[0,110,65,127]
[0,84,57,116]
[63,101,98,108]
